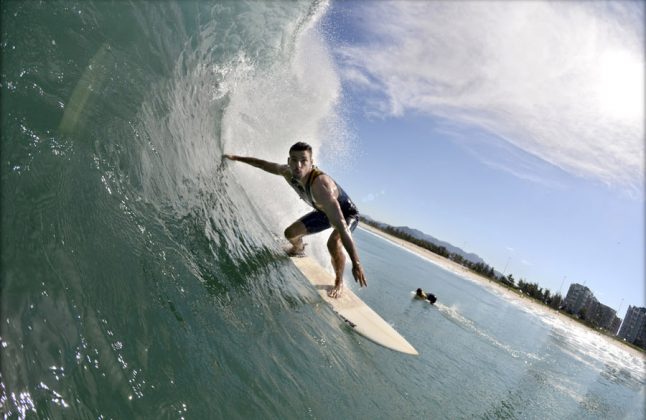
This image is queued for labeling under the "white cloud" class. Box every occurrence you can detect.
[333,1,645,193]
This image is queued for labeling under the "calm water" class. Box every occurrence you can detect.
[2,1,645,419]
[354,228,645,419]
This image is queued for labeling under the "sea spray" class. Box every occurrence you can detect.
[220,1,350,269]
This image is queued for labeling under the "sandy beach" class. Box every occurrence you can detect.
[358,222,646,360]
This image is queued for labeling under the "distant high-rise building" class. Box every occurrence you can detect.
[563,284,594,316]
[586,301,621,334]
[618,306,646,349]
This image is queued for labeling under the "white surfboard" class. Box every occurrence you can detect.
[291,256,418,355]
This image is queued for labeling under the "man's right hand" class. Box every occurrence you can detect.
[352,263,367,288]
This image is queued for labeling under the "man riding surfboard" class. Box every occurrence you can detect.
[224,142,367,298]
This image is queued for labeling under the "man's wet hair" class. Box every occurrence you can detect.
[289,142,312,154]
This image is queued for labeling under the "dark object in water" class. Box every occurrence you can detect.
[427,293,437,304]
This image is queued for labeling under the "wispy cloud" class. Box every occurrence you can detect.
[333,1,645,194]
[452,129,570,190]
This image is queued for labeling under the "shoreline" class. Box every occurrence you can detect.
[358,222,646,360]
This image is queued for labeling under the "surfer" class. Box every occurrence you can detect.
[223,142,366,298]
[415,288,437,304]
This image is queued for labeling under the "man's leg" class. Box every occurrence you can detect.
[284,220,308,256]
[327,230,345,298]
[286,211,330,256]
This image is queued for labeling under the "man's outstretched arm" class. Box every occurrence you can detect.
[224,154,289,177]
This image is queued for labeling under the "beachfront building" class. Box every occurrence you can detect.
[563,283,595,316]
[618,306,646,349]
[586,301,621,334]
[563,283,622,333]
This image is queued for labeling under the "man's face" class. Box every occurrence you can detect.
[288,150,313,181]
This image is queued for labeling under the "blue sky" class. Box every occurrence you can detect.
[318,1,645,312]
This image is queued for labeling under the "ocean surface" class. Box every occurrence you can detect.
[1,1,645,419]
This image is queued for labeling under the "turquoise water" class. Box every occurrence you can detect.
[2,1,645,418]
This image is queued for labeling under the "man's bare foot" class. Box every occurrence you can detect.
[327,281,344,298]
[286,243,307,257]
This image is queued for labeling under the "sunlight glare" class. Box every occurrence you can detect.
[595,50,644,121]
